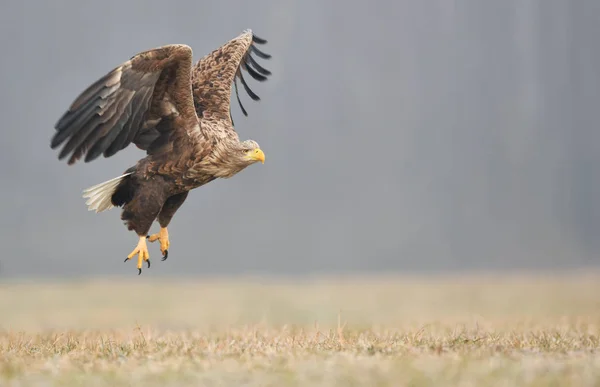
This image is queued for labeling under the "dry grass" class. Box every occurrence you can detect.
[1,271,600,386]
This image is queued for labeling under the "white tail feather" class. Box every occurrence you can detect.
[82,172,133,213]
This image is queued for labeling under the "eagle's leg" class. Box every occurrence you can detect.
[120,185,167,274]
[147,227,169,260]
[125,236,151,274]
[148,191,189,261]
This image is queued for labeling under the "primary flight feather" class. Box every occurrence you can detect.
[50,29,271,274]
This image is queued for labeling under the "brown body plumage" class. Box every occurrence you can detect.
[50,29,271,274]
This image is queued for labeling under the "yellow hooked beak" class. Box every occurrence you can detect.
[249,148,265,164]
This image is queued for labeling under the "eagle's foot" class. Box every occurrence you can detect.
[147,227,169,261]
[124,236,150,275]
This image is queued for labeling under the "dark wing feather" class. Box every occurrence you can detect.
[246,54,271,76]
[51,44,200,165]
[191,29,272,131]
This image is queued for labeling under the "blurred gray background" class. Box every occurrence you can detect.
[0,0,598,278]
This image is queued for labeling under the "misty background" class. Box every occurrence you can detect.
[0,0,598,278]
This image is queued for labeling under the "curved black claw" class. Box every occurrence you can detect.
[138,268,142,275]
[146,235,150,239]
[162,250,169,261]
[124,257,129,263]
[147,259,151,268]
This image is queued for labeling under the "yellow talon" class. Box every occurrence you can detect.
[125,236,150,274]
[147,227,170,259]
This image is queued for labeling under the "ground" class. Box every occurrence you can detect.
[0,271,599,386]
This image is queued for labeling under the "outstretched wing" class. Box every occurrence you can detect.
[51,44,200,165]
[191,29,272,128]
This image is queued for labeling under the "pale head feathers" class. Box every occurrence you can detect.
[240,139,260,150]
[196,138,264,179]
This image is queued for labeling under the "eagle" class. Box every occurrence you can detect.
[50,29,271,274]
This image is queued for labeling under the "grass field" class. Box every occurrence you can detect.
[1,271,600,386]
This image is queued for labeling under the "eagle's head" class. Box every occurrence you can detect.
[239,139,265,165]
[207,139,265,179]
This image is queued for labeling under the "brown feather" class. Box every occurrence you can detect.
[191,29,272,132]
[52,44,202,164]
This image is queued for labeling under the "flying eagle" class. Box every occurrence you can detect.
[50,29,271,274]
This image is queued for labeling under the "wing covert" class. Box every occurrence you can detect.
[191,29,272,127]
